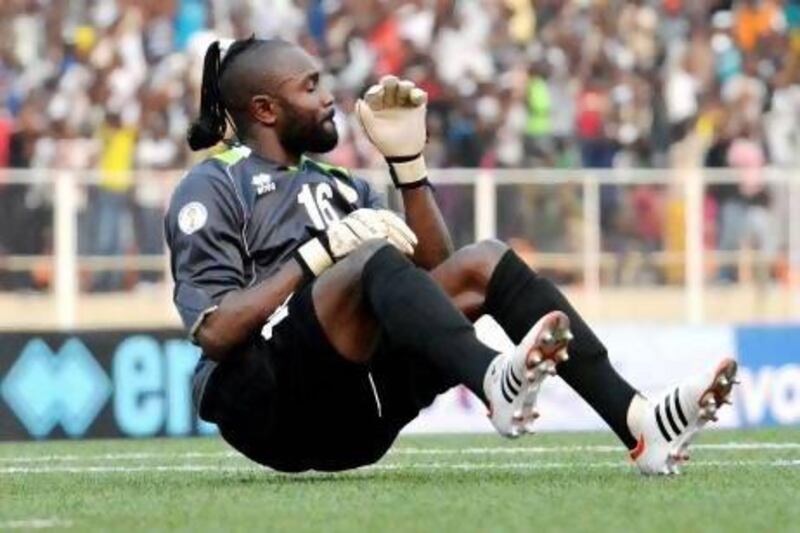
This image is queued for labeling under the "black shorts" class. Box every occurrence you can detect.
[197,280,455,472]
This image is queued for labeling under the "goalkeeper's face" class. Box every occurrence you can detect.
[270,47,338,155]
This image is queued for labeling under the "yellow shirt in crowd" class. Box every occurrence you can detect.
[99,125,137,193]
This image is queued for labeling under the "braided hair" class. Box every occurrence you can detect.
[186,36,263,150]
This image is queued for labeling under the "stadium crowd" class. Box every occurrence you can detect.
[0,0,797,290]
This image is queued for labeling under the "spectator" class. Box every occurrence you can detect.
[524,61,554,166]
[134,111,179,286]
[733,0,781,53]
[575,70,614,169]
[665,51,700,166]
[765,65,800,167]
[721,122,775,283]
[92,112,136,291]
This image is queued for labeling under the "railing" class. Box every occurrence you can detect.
[0,167,798,328]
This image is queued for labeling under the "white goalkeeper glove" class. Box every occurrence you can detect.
[377,209,418,256]
[295,208,418,277]
[356,76,430,189]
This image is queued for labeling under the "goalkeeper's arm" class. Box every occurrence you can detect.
[356,76,454,270]
[198,209,416,362]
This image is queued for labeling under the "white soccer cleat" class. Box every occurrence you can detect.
[483,310,572,438]
[630,357,738,475]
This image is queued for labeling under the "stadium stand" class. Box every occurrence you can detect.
[0,0,797,298]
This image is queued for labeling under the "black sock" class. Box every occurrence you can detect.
[483,250,638,449]
[362,245,498,403]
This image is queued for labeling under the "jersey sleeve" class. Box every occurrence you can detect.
[165,166,246,338]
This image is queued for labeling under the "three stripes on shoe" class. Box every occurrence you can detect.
[654,388,689,442]
[501,364,523,403]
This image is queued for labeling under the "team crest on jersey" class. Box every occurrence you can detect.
[178,202,208,235]
[252,173,276,196]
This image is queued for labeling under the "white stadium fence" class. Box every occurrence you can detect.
[0,167,798,329]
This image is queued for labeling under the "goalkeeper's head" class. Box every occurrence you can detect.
[187,36,338,156]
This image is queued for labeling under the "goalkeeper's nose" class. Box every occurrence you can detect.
[319,85,334,109]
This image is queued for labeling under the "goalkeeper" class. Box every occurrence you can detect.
[165,37,736,475]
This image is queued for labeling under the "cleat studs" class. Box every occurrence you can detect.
[670,449,690,462]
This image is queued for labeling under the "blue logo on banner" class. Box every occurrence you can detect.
[1,338,112,437]
[735,326,800,427]
[111,336,216,437]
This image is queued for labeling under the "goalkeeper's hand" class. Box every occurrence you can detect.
[356,76,429,189]
[295,208,418,277]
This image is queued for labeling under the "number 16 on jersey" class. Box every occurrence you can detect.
[297,183,341,230]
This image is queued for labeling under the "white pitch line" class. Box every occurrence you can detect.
[374,459,800,470]
[392,442,800,455]
[0,451,240,464]
[0,464,259,474]
[1,442,798,464]
[0,459,799,475]
[0,518,72,529]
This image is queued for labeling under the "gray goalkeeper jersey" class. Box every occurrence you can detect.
[165,144,383,335]
[165,145,385,412]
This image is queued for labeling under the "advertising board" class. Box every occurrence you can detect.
[1,319,797,440]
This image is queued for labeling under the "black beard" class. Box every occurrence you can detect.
[278,106,339,155]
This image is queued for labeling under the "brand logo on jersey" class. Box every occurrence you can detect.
[252,173,276,196]
[178,202,208,235]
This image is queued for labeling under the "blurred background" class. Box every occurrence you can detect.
[0,0,798,441]
[1,0,799,329]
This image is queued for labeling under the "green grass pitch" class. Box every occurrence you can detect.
[1,428,798,532]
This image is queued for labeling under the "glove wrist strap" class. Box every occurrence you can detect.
[386,154,427,188]
[396,178,433,191]
[295,238,333,278]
